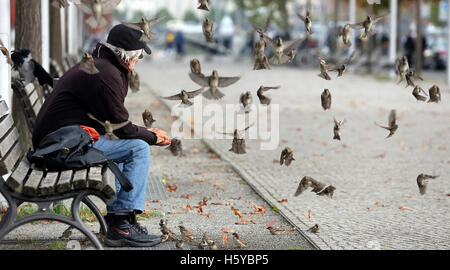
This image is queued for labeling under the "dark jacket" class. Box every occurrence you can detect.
[32,43,157,149]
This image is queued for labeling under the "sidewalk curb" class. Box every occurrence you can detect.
[145,83,327,250]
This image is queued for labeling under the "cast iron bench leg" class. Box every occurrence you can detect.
[82,197,107,235]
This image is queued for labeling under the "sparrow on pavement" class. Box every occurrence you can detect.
[232,232,247,248]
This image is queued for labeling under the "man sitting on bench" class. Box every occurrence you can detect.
[32,24,171,247]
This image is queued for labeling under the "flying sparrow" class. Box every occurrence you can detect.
[294,176,327,197]
[404,69,423,88]
[189,70,240,100]
[75,0,122,29]
[336,24,352,47]
[316,185,336,198]
[220,124,253,155]
[267,226,286,235]
[202,17,215,43]
[253,49,271,70]
[417,174,439,195]
[240,91,253,112]
[375,109,398,138]
[350,14,389,40]
[280,147,295,166]
[167,138,183,156]
[128,69,140,92]
[396,56,409,83]
[412,86,428,102]
[122,15,166,42]
[428,85,441,103]
[316,49,332,80]
[328,51,356,77]
[258,31,309,65]
[190,58,203,75]
[257,85,280,105]
[162,88,204,107]
[297,11,312,35]
[321,89,332,110]
[142,109,156,128]
[87,113,130,140]
[333,118,346,141]
[197,0,210,11]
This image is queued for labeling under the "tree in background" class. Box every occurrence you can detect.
[183,10,199,23]
[13,0,42,149]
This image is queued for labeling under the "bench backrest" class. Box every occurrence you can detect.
[11,79,44,132]
[0,97,25,176]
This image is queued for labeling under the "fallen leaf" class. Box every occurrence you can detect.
[312,153,323,157]
[249,202,266,215]
[212,202,230,206]
[399,206,412,211]
[277,199,288,203]
[167,211,184,215]
[281,140,288,143]
[403,194,412,198]
[273,159,279,163]
[199,212,211,217]
[190,148,200,153]
[374,202,385,207]
[374,152,387,159]
[384,178,392,184]
[210,153,219,159]
[307,209,311,221]
[213,182,225,190]
[40,221,50,225]
[231,206,243,218]
[220,228,235,233]
[180,194,191,199]
[321,141,328,146]
[235,217,250,225]
[296,128,302,132]
[193,179,209,183]
[151,200,160,203]
[250,219,262,224]
[266,219,275,227]
[211,193,218,197]
[167,183,178,193]
[222,233,229,248]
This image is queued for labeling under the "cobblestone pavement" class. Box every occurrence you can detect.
[136,55,450,250]
[0,80,314,250]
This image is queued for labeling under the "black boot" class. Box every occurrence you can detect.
[104,212,161,247]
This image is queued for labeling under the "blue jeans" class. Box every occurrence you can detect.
[93,136,151,213]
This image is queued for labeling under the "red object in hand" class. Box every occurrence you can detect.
[81,126,100,142]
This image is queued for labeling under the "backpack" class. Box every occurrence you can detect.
[28,125,133,192]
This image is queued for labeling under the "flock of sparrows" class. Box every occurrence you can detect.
[4,0,442,247]
[160,219,250,250]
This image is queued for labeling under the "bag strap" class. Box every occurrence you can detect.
[106,161,134,192]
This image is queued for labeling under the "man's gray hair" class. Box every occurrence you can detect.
[104,42,144,65]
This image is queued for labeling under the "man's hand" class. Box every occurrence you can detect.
[148,128,171,146]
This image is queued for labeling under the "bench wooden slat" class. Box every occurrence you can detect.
[56,170,73,193]
[72,169,87,190]
[87,166,103,190]
[24,83,35,96]
[23,169,44,197]
[0,141,24,176]
[101,166,116,199]
[0,128,20,159]
[32,100,42,115]
[28,90,38,107]
[38,171,59,197]
[0,100,8,118]
[5,158,31,192]
[0,114,14,140]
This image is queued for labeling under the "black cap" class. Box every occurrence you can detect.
[107,24,152,55]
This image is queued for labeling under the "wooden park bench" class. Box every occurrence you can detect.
[0,96,116,250]
[11,79,44,133]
